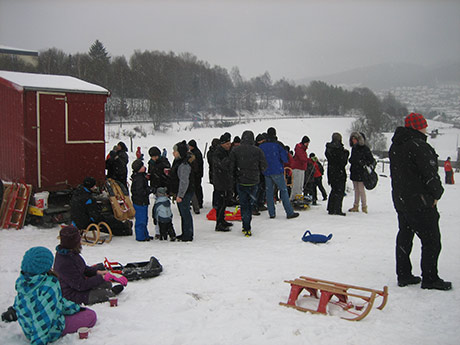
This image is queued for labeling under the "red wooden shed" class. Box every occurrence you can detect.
[0,70,110,191]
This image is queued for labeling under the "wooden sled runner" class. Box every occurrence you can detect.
[104,178,135,221]
[81,222,113,246]
[280,276,388,321]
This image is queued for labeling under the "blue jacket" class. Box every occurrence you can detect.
[14,272,80,345]
[259,140,288,176]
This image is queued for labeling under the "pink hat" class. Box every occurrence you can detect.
[405,113,427,130]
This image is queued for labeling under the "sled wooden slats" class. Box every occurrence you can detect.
[280,276,388,321]
[0,182,32,229]
[81,221,113,246]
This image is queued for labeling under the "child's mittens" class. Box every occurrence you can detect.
[104,272,128,286]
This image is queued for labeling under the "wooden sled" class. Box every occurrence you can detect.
[280,276,388,321]
[104,178,135,221]
[81,221,113,246]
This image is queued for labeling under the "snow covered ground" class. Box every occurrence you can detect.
[1,117,459,345]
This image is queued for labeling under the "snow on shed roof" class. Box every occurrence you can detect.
[0,70,109,95]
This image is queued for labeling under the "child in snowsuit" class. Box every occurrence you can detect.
[14,246,97,345]
[153,187,176,241]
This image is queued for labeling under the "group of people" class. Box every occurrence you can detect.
[1,112,454,345]
[2,226,128,344]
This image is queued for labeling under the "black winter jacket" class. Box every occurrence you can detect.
[212,145,232,192]
[190,147,204,178]
[106,149,129,184]
[70,185,101,229]
[325,141,349,185]
[389,126,444,213]
[130,172,151,206]
[349,133,375,182]
[230,131,268,185]
[147,156,171,190]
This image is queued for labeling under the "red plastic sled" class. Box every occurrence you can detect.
[206,207,241,221]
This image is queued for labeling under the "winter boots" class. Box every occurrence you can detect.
[159,222,176,241]
[348,204,359,212]
[362,206,368,214]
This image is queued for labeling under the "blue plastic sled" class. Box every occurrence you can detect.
[301,230,332,243]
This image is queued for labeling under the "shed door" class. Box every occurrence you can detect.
[38,92,67,188]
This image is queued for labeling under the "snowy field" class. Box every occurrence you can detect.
[1,117,459,345]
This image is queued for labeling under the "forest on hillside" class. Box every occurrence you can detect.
[0,40,408,148]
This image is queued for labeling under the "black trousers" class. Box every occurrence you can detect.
[396,208,441,282]
[215,190,228,227]
[327,180,345,213]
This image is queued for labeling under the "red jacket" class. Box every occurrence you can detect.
[291,143,308,170]
[444,160,452,172]
[312,160,322,178]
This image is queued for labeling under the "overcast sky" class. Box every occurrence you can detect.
[1,0,459,80]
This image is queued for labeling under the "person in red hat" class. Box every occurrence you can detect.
[389,113,451,290]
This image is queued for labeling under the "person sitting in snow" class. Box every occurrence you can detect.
[54,226,127,305]
[153,187,176,241]
[11,246,98,345]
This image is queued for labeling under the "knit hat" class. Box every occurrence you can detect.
[173,141,188,159]
[148,146,161,157]
[132,159,144,173]
[301,136,310,144]
[21,246,54,275]
[60,225,82,249]
[220,132,231,144]
[188,139,197,148]
[267,127,277,137]
[233,136,241,144]
[83,177,96,189]
[255,133,266,143]
[405,113,427,130]
[156,187,167,196]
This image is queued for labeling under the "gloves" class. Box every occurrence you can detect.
[104,272,128,286]
[1,306,17,323]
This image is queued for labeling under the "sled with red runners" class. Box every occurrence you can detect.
[104,256,163,281]
[280,276,388,321]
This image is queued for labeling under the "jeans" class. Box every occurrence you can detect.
[133,204,150,241]
[265,174,295,217]
[177,190,194,240]
[237,184,258,231]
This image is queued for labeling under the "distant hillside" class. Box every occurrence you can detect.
[297,61,460,90]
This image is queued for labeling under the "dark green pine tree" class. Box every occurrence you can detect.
[88,39,110,87]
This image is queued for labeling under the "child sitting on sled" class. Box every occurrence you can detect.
[153,187,176,241]
[54,226,127,305]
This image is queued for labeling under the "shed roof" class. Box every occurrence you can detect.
[0,70,109,95]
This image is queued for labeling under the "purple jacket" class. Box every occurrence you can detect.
[54,245,104,304]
